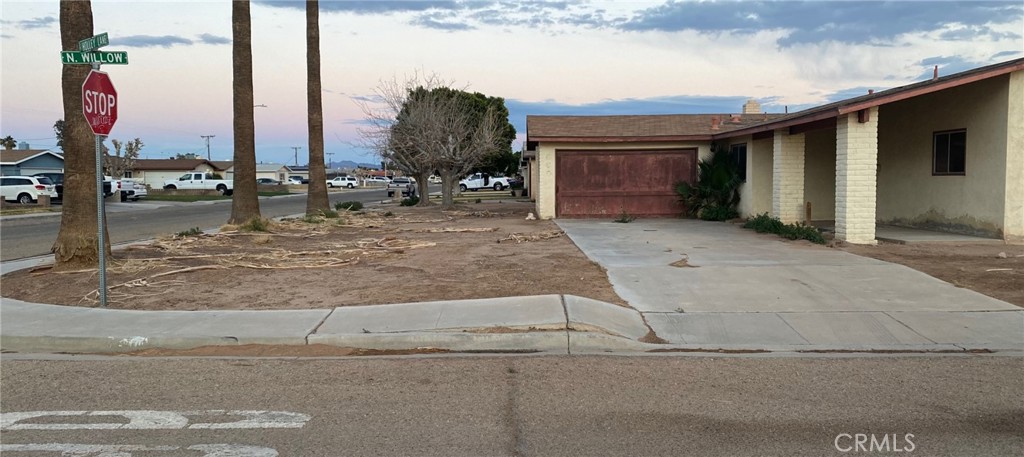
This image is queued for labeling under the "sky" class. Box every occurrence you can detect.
[1,0,1022,166]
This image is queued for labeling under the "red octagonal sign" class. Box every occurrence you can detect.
[81,70,117,135]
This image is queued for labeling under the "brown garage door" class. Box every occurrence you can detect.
[556,149,697,218]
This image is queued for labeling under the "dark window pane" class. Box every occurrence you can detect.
[730,144,747,182]
[949,131,966,173]
[934,133,950,174]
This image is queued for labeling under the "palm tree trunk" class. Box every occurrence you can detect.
[304,0,329,214]
[228,0,261,225]
[52,0,111,270]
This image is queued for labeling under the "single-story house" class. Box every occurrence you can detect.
[210,161,234,179]
[255,163,290,182]
[525,58,1023,244]
[287,165,310,181]
[0,149,64,176]
[131,159,224,188]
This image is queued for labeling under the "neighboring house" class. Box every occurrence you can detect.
[256,163,290,182]
[526,58,1024,244]
[131,159,220,188]
[210,161,234,180]
[0,149,64,176]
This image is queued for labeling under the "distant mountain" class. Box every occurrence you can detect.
[329,160,379,170]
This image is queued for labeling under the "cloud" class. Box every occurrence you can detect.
[411,12,477,31]
[14,16,56,30]
[914,55,980,80]
[256,0,493,14]
[619,1,1024,47]
[113,35,194,48]
[197,33,231,45]
[992,50,1023,59]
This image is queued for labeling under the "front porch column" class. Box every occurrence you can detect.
[835,106,879,244]
[772,129,805,223]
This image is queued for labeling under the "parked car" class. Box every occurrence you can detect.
[428,175,442,184]
[31,172,64,201]
[288,175,309,184]
[0,175,58,204]
[163,172,233,195]
[364,176,389,184]
[257,178,281,185]
[459,173,510,192]
[107,177,148,201]
[388,177,414,188]
[327,176,359,188]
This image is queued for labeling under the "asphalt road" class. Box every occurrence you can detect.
[1,355,1021,456]
[0,188,398,261]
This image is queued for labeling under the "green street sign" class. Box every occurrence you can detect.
[61,51,129,65]
[78,32,109,52]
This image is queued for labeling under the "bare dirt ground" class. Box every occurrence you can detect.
[841,241,1024,307]
[1,202,626,310]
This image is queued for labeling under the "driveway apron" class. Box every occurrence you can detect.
[557,219,1022,350]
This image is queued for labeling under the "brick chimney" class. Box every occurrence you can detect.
[742,99,761,114]
[711,116,721,130]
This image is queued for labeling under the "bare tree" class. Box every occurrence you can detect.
[227,0,261,225]
[52,0,111,269]
[433,97,503,209]
[103,138,143,178]
[356,75,443,205]
[304,0,329,214]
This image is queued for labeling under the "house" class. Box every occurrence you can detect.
[287,165,309,182]
[0,149,64,176]
[210,161,234,179]
[255,163,290,182]
[525,58,1024,244]
[131,159,223,188]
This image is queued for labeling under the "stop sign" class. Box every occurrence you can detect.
[81,70,117,135]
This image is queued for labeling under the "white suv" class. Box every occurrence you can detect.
[1,175,58,204]
[327,176,359,188]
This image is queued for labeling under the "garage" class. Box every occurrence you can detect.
[556,149,696,217]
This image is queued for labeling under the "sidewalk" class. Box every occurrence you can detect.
[1,218,1022,355]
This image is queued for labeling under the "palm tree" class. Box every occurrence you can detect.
[227,0,261,225]
[305,0,329,214]
[52,0,110,269]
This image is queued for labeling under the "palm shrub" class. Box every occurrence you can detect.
[674,143,742,221]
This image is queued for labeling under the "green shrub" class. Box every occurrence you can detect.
[675,142,742,220]
[240,217,269,232]
[335,201,363,211]
[302,214,323,224]
[698,204,739,221]
[401,196,420,206]
[175,227,202,237]
[742,213,825,244]
[474,198,482,204]
[320,209,339,219]
[613,209,636,223]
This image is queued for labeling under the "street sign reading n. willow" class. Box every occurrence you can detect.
[61,51,129,65]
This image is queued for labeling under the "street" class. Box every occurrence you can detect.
[1,354,1021,456]
[0,188,396,261]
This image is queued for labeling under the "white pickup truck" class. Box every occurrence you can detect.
[163,172,233,195]
[459,173,510,192]
[106,177,148,201]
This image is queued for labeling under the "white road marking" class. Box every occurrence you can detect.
[0,410,310,431]
[0,443,278,456]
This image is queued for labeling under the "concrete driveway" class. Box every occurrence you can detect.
[558,219,1022,350]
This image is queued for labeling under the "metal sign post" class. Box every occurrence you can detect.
[62,32,124,308]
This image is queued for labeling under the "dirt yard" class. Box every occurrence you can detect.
[1,202,626,310]
[841,241,1024,307]
[3,204,1021,310]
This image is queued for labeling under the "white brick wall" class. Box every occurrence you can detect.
[772,129,805,223]
[835,106,879,244]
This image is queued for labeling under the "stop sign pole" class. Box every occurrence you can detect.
[63,33,125,307]
[84,64,112,307]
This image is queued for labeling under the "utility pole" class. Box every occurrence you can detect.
[201,135,215,160]
[291,146,301,166]
[326,151,334,169]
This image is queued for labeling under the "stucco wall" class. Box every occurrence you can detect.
[877,75,1010,237]
[732,135,775,218]
[536,141,712,219]
[804,128,837,221]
